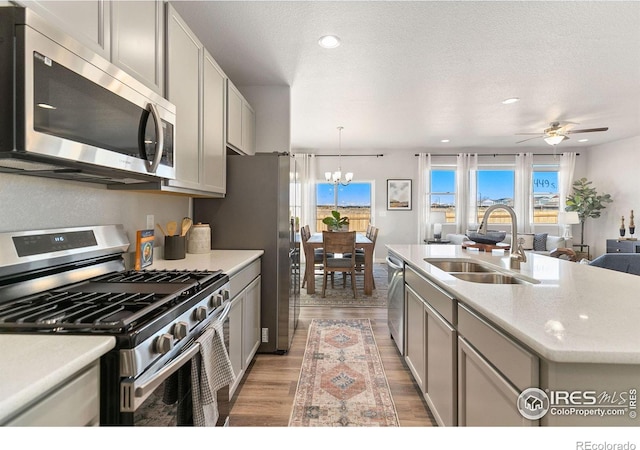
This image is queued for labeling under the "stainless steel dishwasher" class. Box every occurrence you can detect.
[387,252,405,355]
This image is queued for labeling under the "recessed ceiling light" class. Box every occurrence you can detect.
[578,138,589,143]
[318,35,341,49]
[440,139,450,143]
[501,97,520,104]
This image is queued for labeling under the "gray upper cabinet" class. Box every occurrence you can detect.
[227,79,256,155]
[17,0,111,59]
[111,0,164,94]
[165,3,226,196]
[19,0,164,94]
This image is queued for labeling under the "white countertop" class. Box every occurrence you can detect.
[0,335,115,424]
[386,244,640,365]
[150,249,264,276]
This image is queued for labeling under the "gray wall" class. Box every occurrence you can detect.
[0,173,189,258]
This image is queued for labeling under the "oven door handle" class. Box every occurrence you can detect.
[211,300,231,324]
[132,341,201,401]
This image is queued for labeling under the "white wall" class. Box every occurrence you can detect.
[0,173,189,258]
[583,136,640,257]
[311,150,420,261]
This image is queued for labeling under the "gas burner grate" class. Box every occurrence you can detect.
[93,269,223,284]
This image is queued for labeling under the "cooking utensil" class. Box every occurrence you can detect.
[156,223,167,236]
[181,217,193,236]
[166,221,178,236]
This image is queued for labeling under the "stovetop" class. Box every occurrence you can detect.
[0,269,227,336]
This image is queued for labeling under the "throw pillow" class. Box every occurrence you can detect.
[519,233,535,250]
[533,233,548,251]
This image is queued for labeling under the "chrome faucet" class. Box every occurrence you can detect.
[477,204,527,269]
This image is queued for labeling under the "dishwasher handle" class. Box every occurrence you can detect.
[386,256,403,271]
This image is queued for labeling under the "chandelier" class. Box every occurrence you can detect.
[325,126,353,186]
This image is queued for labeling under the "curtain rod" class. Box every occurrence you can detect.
[414,152,580,157]
[315,154,384,157]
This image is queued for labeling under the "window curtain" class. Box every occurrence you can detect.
[417,153,432,243]
[294,153,317,232]
[455,153,478,233]
[515,153,534,233]
[558,152,577,213]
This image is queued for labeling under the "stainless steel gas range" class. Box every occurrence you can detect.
[0,225,231,426]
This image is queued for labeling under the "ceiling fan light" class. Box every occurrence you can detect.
[544,135,566,146]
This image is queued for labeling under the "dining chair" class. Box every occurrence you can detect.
[321,231,357,298]
[344,226,379,289]
[301,225,332,288]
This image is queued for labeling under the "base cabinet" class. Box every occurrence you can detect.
[458,337,535,426]
[227,258,261,398]
[457,304,539,426]
[6,363,100,426]
[404,286,425,391]
[425,303,457,426]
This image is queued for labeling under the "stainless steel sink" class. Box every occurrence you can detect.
[426,260,495,273]
[449,272,529,284]
[425,258,539,284]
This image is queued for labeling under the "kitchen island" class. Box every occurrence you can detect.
[387,244,640,427]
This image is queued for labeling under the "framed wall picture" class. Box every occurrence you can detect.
[387,179,412,210]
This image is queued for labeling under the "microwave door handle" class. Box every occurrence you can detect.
[145,103,164,173]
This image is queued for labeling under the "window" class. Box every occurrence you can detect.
[476,169,514,225]
[316,182,372,232]
[430,169,456,223]
[532,166,559,224]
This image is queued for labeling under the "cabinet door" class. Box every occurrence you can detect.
[201,50,227,193]
[242,276,261,369]
[404,285,425,391]
[227,81,243,151]
[19,0,110,59]
[228,296,243,398]
[458,337,537,426]
[241,101,256,155]
[111,0,164,94]
[425,303,457,426]
[166,4,202,189]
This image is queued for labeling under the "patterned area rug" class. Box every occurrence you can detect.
[299,263,388,307]
[288,318,399,427]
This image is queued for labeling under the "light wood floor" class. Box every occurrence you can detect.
[229,306,436,427]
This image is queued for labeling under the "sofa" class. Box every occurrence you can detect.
[445,232,565,256]
[588,254,640,275]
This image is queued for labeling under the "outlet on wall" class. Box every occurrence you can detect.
[261,328,269,343]
[146,215,154,230]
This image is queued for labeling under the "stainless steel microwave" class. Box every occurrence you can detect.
[0,7,176,184]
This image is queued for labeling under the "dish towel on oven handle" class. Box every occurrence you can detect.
[191,319,235,426]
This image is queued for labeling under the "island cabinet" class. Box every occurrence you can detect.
[165,4,227,196]
[457,304,539,426]
[227,80,256,155]
[404,265,458,426]
[227,258,261,398]
[19,0,165,94]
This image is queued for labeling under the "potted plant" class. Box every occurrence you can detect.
[322,210,350,231]
[565,177,613,248]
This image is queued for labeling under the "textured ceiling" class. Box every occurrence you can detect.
[171,1,640,151]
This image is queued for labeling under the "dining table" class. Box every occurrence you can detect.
[303,232,375,295]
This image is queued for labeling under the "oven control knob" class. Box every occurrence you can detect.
[155,333,174,355]
[222,289,230,301]
[173,321,188,340]
[194,306,208,322]
[211,293,224,308]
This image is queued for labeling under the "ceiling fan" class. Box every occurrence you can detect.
[516,121,609,145]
